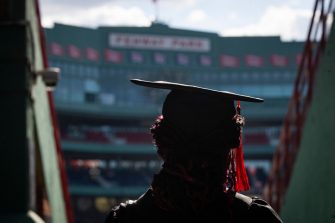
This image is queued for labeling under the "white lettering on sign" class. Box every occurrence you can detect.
[109,33,210,52]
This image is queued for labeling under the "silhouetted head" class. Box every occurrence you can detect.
[131,79,263,192]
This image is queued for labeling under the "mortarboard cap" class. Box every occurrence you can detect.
[130,79,263,103]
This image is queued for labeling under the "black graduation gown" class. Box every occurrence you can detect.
[105,189,283,223]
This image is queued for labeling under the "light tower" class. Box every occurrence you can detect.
[152,0,160,22]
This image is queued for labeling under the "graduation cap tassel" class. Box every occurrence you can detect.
[234,101,250,192]
[234,133,250,191]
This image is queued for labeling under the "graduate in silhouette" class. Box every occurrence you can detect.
[105,79,282,223]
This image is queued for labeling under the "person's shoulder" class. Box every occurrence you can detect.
[233,192,283,223]
[104,199,137,223]
[104,190,153,223]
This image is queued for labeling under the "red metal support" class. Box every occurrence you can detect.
[263,0,334,212]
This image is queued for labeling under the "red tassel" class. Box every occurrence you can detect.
[234,136,250,191]
[234,101,250,192]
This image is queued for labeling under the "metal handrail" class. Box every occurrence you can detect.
[263,0,334,212]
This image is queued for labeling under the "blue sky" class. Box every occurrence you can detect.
[40,0,316,41]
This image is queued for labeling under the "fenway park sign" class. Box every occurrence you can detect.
[109,33,210,52]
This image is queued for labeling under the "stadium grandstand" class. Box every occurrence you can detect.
[1,0,334,222]
[44,21,304,222]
